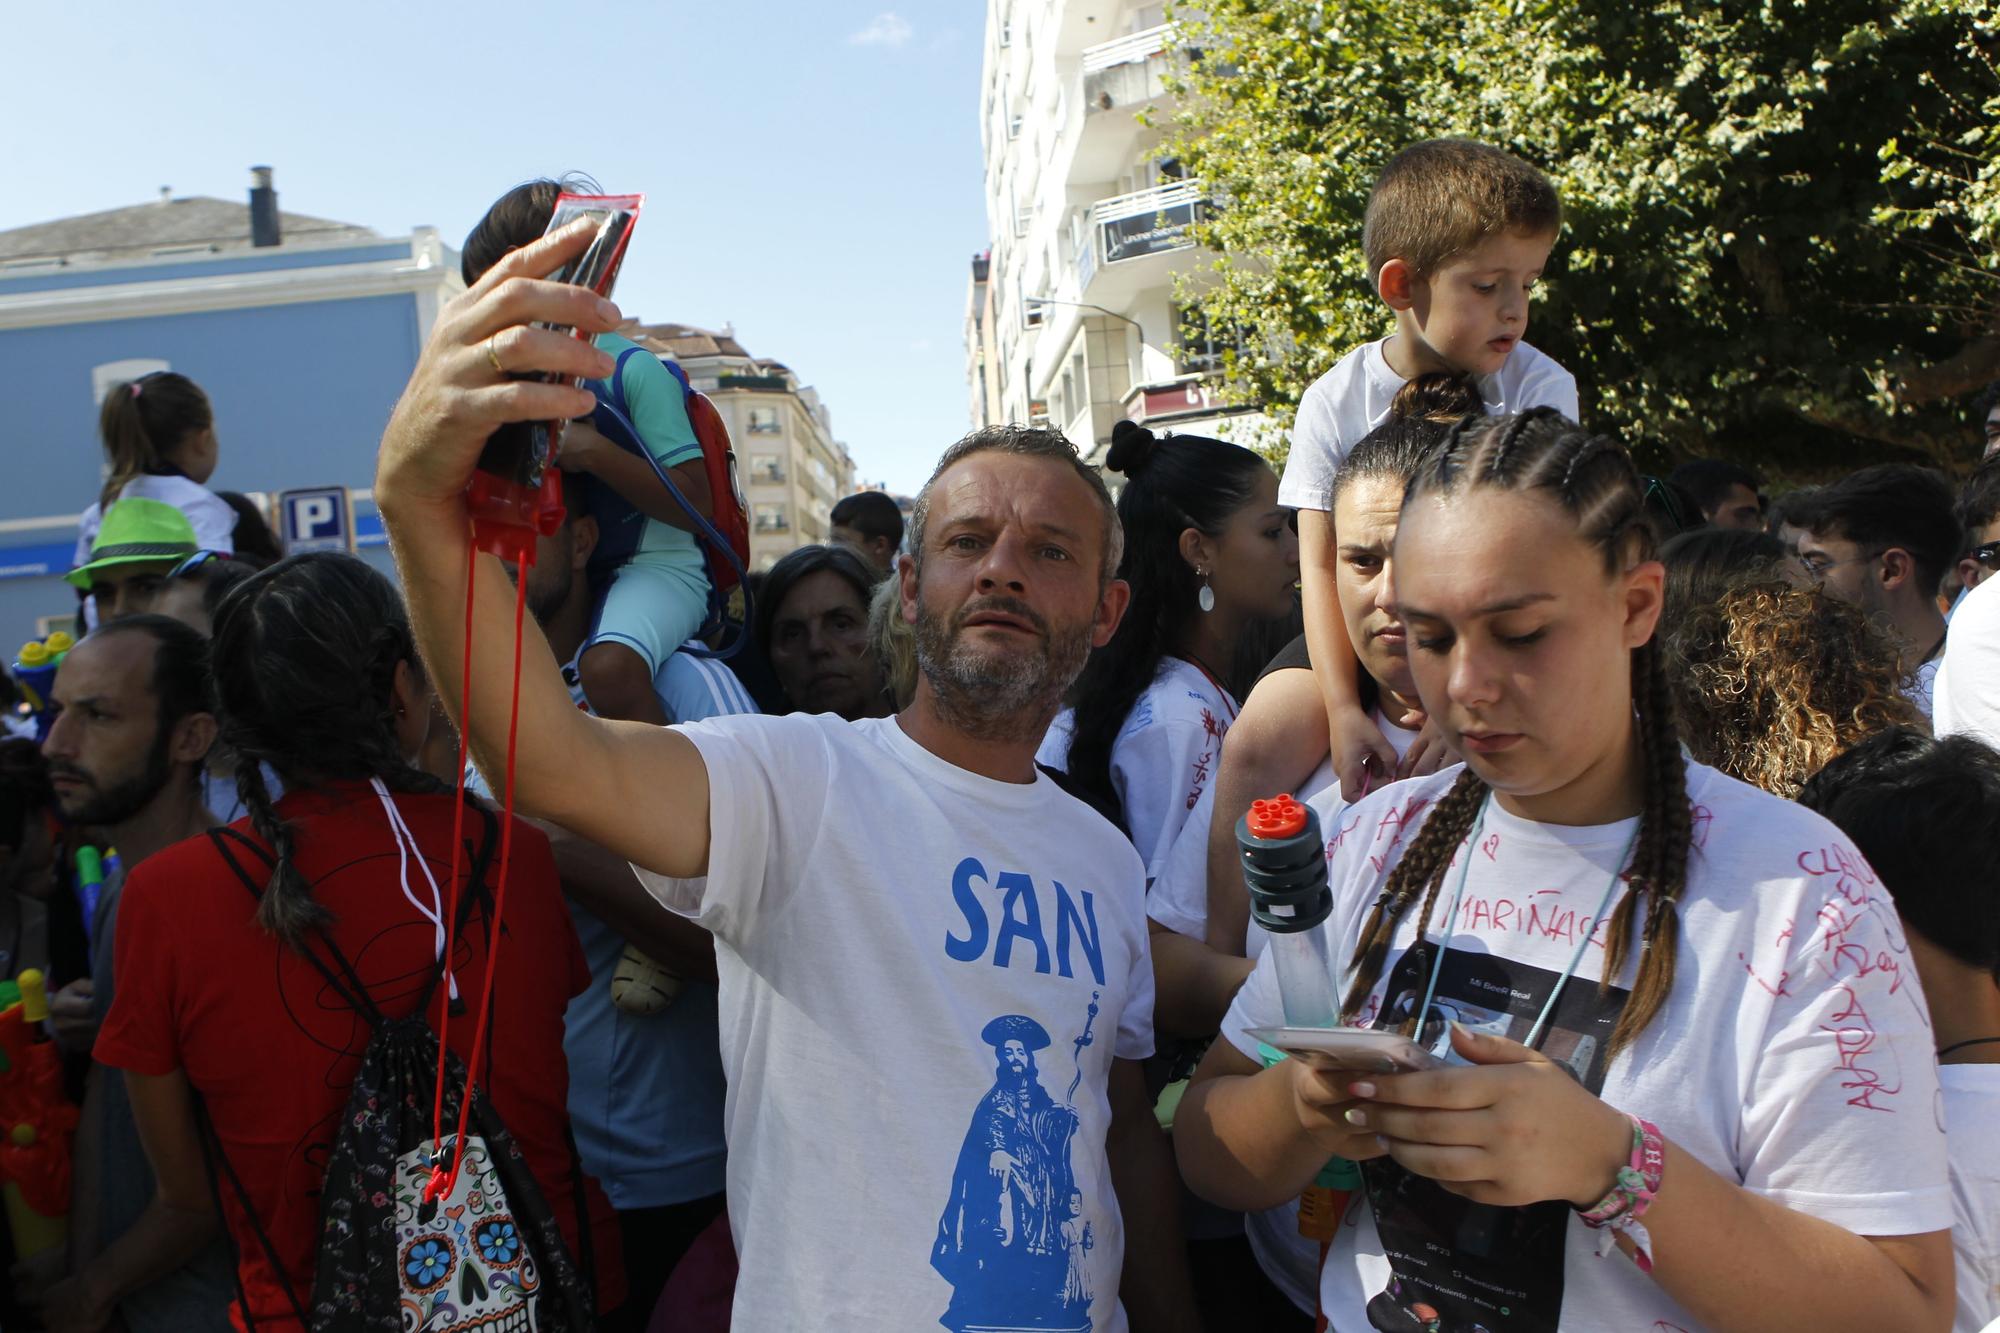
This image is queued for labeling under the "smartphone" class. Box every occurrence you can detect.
[1245,1025,1444,1073]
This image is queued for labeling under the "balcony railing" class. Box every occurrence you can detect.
[1082,25,1176,112]
[1090,181,1211,266]
[1081,23,1169,73]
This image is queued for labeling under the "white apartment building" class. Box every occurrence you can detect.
[633,322,856,572]
[970,0,1265,464]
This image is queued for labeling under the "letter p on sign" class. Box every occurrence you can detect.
[278,486,353,555]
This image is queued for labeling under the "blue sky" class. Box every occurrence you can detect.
[2,1,989,495]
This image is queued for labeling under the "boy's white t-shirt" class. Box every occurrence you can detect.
[1937,576,2000,747]
[1278,338,1579,512]
[632,712,1154,1332]
[1220,764,1951,1333]
[73,474,237,562]
[1942,1065,2000,1331]
[1147,711,1418,1315]
[1039,657,1238,887]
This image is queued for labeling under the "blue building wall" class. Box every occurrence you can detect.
[1,292,422,640]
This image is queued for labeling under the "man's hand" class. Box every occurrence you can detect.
[376,219,622,514]
[42,1269,115,1333]
[48,978,97,1051]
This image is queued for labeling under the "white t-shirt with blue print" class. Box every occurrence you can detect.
[633,712,1155,1332]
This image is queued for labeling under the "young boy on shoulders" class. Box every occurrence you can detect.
[1281,139,1578,796]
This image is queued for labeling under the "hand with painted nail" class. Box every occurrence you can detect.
[1287,1057,1393,1163]
[1343,1024,1631,1208]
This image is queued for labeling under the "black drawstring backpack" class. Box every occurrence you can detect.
[200,802,596,1331]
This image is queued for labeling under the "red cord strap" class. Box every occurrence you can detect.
[425,537,530,1203]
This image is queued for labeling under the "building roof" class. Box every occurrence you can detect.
[629,320,752,360]
[0,194,379,264]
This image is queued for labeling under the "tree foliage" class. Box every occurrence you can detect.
[1164,0,2000,476]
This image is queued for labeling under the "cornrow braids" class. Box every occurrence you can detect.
[1344,411,1693,1060]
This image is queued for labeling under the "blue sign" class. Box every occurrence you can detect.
[279,487,353,554]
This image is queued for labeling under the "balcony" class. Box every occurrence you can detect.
[717,373,789,392]
[1074,26,1183,180]
[1094,181,1208,256]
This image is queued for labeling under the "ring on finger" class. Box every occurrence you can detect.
[486,332,506,376]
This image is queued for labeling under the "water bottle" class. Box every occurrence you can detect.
[1238,793,1339,1028]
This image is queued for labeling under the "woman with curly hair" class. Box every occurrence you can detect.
[1664,580,1924,797]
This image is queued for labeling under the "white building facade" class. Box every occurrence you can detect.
[970,0,1266,464]
[636,323,856,572]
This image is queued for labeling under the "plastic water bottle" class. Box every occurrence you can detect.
[1238,793,1339,1029]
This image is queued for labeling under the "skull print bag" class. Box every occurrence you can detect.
[201,814,596,1332]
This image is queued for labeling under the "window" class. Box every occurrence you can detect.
[753,502,790,533]
[1021,281,1045,330]
[748,406,781,435]
[750,453,785,484]
[1175,303,1248,376]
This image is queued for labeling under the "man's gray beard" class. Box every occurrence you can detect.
[914,601,1093,745]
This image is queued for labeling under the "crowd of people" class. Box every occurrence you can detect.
[3,142,1999,1333]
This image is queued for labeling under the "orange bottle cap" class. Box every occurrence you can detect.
[1246,794,1308,840]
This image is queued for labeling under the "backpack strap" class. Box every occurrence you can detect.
[208,795,501,1028]
[194,1095,311,1330]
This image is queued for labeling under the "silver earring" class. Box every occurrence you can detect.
[1197,568,1215,614]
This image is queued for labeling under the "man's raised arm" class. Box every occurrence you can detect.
[374,221,712,880]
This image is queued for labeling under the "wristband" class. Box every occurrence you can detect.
[1575,1114,1663,1274]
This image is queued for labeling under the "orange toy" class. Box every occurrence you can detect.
[0,970,77,1260]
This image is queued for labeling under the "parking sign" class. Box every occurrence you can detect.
[279,487,353,555]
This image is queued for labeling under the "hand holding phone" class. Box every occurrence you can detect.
[1247,1025,1444,1074]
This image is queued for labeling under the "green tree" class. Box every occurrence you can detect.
[1165,0,2000,476]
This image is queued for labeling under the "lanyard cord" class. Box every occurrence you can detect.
[1413,793,1642,1051]
[369,778,458,1003]
[424,540,531,1204]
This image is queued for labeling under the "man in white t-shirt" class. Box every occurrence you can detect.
[1938,574,2000,746]
[1799,729,2000,1333]
[1791,463,1957,718]
[377,258,1194,1333]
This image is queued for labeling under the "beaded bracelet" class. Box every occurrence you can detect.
[1575,1114,1664,1274]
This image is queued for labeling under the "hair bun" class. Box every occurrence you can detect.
[1106,419,1159,477]
[1393,371,1483,425]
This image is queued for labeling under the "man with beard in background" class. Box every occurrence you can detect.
[376,245,1196,1331]
[34,615,233,1331]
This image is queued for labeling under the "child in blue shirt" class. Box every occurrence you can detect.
[462,182,715,725]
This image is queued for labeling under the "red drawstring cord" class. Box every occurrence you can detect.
[425,537,530,1203]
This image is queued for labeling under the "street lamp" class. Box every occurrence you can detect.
[1024,296,1143,344]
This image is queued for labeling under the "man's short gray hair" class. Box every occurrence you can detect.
[908,426,1124,583]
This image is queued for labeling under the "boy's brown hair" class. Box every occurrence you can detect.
[1361,138,1561,280]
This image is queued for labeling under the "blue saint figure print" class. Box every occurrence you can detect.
[932,1011,1097,1332]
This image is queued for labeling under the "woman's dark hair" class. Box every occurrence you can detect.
[1660,526,1789,630]
[96,372,212,513]
[210,552,442,947]
[0,737,53,851]
[216,491,282,567]
[753,543,880,662]
[1064,420,1269,824]
[1798,727,2000,976]
[1348,408,1690,1059]
[462,174,600,286]
[1331,372,1479,509]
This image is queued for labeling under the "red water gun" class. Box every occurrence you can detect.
[0,969,77,1262]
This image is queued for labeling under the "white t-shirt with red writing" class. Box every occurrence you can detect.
[1040,657,1237,887]
[1220,763,1951,1333]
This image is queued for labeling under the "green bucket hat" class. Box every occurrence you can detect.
[66,497,200,590]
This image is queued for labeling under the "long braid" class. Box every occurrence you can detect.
[235,756,328,946]
[1604,638,1690,1057]
[1343,769,1487,1019]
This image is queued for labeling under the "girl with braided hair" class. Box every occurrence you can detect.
[94,552,627,1328]
[1175,410,1955,1332]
